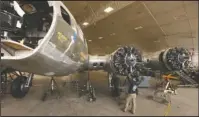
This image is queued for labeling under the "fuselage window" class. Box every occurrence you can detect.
[60,6,71,25]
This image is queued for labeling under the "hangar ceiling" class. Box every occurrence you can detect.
[63,1,198,55]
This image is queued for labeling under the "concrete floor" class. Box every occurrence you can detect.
[1,71,198,116]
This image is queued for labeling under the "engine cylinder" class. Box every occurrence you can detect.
[110,46,142,76]
[160,47,191,70]
[145,47,191,71]
[87,46,143,76]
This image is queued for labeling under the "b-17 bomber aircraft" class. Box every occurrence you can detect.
[0,1,193,99]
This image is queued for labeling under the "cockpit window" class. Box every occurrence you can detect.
[60,6,71,25]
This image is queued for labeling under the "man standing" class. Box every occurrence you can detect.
[123,71,141,114]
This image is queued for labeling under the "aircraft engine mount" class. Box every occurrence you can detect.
[110,46,142,75]
[145,47,191,71]
[159,47,191,71]
[88,46,143,76]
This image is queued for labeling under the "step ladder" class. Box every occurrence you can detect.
[176,71,198,86]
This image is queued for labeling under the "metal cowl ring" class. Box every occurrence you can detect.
[111,46,142,76]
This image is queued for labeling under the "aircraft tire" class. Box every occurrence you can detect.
[10,76,29,98]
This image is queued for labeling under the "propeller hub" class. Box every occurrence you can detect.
[125,54,137,67]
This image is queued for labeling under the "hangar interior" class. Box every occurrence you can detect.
[1,1,198,116]
[65,1,198,55]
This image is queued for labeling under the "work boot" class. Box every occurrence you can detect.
[131,111,135,114]
[174,90,178,95]
[123,108,127,112]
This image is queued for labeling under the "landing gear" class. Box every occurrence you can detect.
[1,67,33,99]
[11,76,28,98]
[41,77,61,101]
[108,73,120,97]
[10,73,34,98]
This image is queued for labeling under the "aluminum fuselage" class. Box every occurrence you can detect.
[1,1,88,76]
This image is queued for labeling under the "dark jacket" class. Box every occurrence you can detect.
[128,84,137,94]
[128,78,139,94]
[127,73,142,94]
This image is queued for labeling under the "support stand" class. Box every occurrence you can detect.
[79,72,96,102]
[62,75,80,97]
[41,77,61,101]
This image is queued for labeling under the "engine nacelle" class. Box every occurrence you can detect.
[88,46,143,76]
[87,55,110,71]
[159,47,191,70]
[145,47,191,71]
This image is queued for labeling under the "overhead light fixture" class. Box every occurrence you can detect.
[154,40,160,43]
[110,33,116,36]
[134,26,143,30]
[88,40,92,42]
[98,37,103,39]
[173,14,187,20]
[104,7,114,13]
[83,22,89,26]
